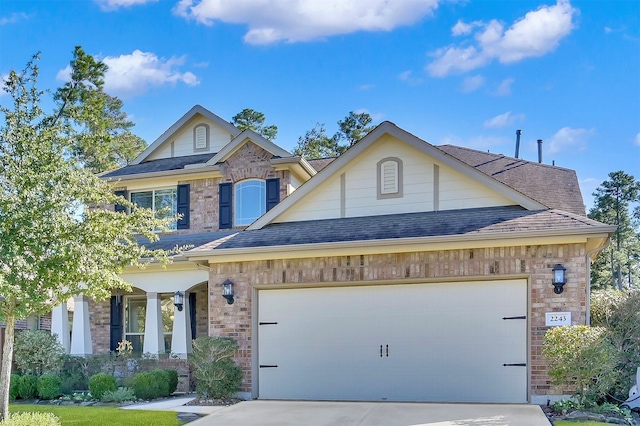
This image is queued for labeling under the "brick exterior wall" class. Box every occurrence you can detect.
[207,242,588,398]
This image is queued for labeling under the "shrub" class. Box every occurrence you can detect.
[190,337,242,399]
[164,369,179,395]
[13,330,64,376]
[132,372,162,400]
[0,412,60,426]
[543,325,617,405]
[59,355,89,393]
[150,369,171,397]
[88,373,117,401]
[101,387,136,403]
[17,375,38,400]
[9,374,20,400]
[591,289,640,398]
[37,374,62,400]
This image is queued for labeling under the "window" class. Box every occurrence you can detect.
[193,124,209,151]
[235,179,266,226]
[219,178,279,229]
[131,188,178,230]
[124,295,175,354]
[377,157,403,199]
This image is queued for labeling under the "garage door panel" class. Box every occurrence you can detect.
[258,280,527,402]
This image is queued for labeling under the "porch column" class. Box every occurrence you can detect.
[70,295,92,356]
[143,292,164,355]
[171,293,192,359]
[51,302,70,353]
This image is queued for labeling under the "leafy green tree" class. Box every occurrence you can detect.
[231,108,278,141]
[54,46,146,173]
[588,171,640,289]
[0,52,174,421]
[335,111,374,147]
[293,123,346,158]
[295,112,375,159]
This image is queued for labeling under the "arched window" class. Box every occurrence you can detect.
[235,179,266,226]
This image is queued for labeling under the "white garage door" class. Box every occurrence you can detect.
[258,279,527,403]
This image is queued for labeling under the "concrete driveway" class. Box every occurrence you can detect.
[187,400,550,426]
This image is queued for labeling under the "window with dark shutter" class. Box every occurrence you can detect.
[266,178,280,211]
[110,296,123,352]
[114,190,128,213]
[189,292,197,340]
[219,182,233,229]
[177,184,190,229]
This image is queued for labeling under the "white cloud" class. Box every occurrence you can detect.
[451,19,482,36]
[354,108,384,121]
[546,126,595,154]
[174,0,441,44]
[359,84,376,91]
[460,74,485,92]
[427,0,577,77]
[483,111,525,129]
[398,70,423,86]
[57,50,199,98]
[635,132,640,146]
[494,78,514,96]
[0,12,29,25]
[95,0,158,11]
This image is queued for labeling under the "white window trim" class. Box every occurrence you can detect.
[234,179,266,226]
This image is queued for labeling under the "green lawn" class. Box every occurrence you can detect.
[10,404,183,426]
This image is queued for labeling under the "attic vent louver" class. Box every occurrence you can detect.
[381,160,398,194]
[195,125,207,149]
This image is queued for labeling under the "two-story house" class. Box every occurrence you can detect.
[49,105,615,404]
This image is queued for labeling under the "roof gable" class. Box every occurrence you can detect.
[437,145,586,215]
[248,122,546,230]
[132,105,240,165]
[205,128,292,165]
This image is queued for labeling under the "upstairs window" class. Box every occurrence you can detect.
[131,188,178,230]
[235,179,266,226]
[377,157,403,199]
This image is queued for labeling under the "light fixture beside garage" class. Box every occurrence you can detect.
[222,279,235,305]
[552,264,567,294]
[173,291,184,311]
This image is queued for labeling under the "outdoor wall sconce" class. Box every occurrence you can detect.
[173,291,184,311]
[222,279,235,305]
[552,264,567,294]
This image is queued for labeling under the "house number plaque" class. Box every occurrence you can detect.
[545,312,571,326]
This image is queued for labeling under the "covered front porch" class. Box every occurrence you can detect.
[50,263,209,359]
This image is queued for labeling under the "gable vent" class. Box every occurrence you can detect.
[381,160,398,194]
[195,125,207,149]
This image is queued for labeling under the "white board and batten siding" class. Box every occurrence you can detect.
[147,116,233,161]
[275,134,514,223]
[258,279,528,403]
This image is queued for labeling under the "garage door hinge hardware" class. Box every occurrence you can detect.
[259,365,278,368]
[259,322,278,325]
[503,363,526,367]
[502,316,526,320]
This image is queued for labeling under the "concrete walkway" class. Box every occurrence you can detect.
[184,400,551,426]
[121,396,225,415]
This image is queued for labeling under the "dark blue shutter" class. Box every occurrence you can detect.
[177,184,190,229]
[114,190,127,213]
[110,296,123,352]
[189,292,197,340]
[219,182,233,229]
[266,178,280,211]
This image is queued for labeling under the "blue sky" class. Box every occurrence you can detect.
[1,0,638,210]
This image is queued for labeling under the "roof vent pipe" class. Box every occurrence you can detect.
[537,139,543,163]
[515,129,522,158]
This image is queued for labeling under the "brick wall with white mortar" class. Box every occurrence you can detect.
[207,242,588,398]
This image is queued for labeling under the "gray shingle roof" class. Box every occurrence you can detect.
[102,153,216,178]
[137,231,236,252]
[306,157,336,172]
[437,145,586,216]
[189,206,605,251]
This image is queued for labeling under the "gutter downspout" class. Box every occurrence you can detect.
[585,238,612,325]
